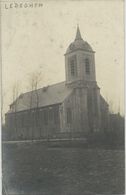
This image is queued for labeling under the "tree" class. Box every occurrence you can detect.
[11,82,20,140]
[27,71,43,140]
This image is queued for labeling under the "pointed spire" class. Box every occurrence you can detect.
[75,25,82,40]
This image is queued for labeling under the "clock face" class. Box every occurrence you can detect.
[70,43,75,50]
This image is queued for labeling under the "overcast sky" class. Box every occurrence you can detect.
[2,0,124,117]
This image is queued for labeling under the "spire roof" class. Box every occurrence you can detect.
[65,26,94,54]
[75,25,82,40]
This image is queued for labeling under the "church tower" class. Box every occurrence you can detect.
[64,26,101,132]
[65,26,96,87]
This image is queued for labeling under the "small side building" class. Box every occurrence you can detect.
[5,27,109,140]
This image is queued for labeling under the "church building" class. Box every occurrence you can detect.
[5,27,109,140]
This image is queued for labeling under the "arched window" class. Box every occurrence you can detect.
[85,58,90,74]
[67,108,72,124]
[69,55,77,77]
[44,109,48,125]
[70,59,75,76]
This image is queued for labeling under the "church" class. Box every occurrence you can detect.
[5,26,109,140]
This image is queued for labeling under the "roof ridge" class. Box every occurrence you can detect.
[20,81,66,96]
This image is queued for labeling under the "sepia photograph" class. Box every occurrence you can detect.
[1,0,125,194]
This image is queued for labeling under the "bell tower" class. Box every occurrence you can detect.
[65,26,96,87]
[64,26,101,132]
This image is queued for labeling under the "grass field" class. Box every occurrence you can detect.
[2,142,125,195]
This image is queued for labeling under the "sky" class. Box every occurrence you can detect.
[1,0,124,118]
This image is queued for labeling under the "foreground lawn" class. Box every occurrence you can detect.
[2,142,125,195]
